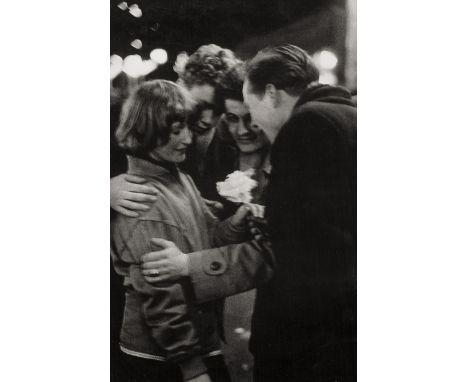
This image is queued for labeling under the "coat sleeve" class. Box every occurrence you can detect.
[190,174,249,246]
[187,239,275,303]
[117,219,207,380]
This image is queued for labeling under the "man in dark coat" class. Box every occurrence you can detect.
[242,44,356,382]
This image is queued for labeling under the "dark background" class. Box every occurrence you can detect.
[110,0,350,85]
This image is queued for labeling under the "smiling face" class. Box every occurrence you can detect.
[224,99,269,153]
[151,120,193,163]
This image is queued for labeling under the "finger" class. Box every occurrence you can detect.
[114,206,140,218]
[141,267,163,276]
[141,259,165,269]
[144,274,169,284]
[128,184,160,196]
[120,200,151,212]
[123,174,148,184]
[150,238,175,250]
[125,192,158,203]
[249,204,264,218]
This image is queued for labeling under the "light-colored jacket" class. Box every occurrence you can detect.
[111,156,248,380]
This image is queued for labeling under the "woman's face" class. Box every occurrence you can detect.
[224,99,270,153]
[151,121,193,163]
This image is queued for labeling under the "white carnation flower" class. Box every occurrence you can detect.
[216,169,258,204]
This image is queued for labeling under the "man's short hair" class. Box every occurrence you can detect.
[179,44,241,115]
[116,80,195,155]
[179,44,240,89]
[245,44,319,96]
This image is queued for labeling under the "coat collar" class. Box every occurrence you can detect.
[127,156,179,180]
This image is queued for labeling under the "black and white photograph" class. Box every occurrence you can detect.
[110,1,356,381]
[3,1,468,382]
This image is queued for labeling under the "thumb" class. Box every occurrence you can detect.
[150,238,175,250]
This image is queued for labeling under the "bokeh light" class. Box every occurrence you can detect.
[129,4,142,18]
[318,50,338,70]
[150,48,168,64]
[110,55,123,80]
[140,60,158,76]
[319,71,338,85]
[123,54,142,78]
[130,39,142,49]
[117,2,128,11]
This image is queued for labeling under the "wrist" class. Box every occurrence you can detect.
[180,253,189,276]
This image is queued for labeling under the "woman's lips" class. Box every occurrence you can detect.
[237,134,257,142]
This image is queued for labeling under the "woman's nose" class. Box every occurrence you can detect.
[237,119,248,135]
[182,127,192,144]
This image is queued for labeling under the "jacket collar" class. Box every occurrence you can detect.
[294,83,356,110]
[127,156,179,180]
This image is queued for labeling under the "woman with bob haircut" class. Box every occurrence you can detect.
[111,79,251,382]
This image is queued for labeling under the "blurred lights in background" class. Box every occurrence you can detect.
[319,72,338,85]
[140,60,158,76]
[111,47,167,80]
[128,4,142,18]
[150,48,168,64]
[318,50,338,70]
[117,2,142,18]
[123,54,143,78]
[313,49,338,85]
[110,54,123,80]
[113,54,158,79]
[130,39,142,49]
[117,2,128,11]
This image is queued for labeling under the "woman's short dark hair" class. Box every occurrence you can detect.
[245,44,319,96]
[116,80,195,155]
[218,62,245,105]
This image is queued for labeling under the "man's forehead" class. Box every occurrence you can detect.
[188,84,215,104]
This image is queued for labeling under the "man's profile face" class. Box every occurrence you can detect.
[242,79,280,139]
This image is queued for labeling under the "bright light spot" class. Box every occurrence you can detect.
[140,60,158,76]
[123,54,142,78]
[173,51,189,75]
[130,39,142,49]
[150,48,168,64]
[110,54,123,66]
[110,55,123,80]
[234,327,246,335]
[318,50,338,70]
[319,71,338,85]
[129,4,142,18]
[117,2,128,11]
